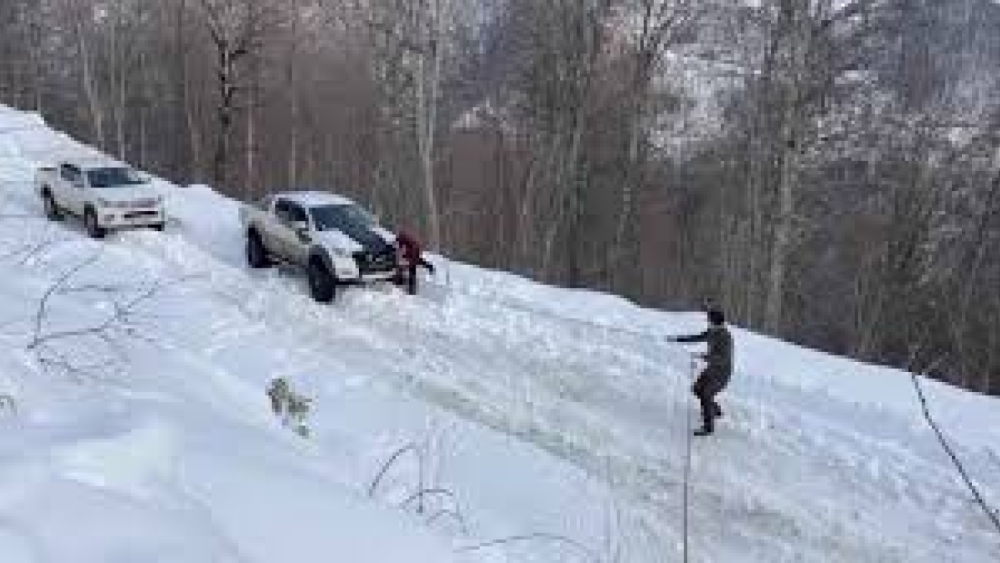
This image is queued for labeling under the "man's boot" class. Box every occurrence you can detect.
[407,265,418,295]
[695,400,714,436]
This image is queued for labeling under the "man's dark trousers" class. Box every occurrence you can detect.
[692,367,727,432]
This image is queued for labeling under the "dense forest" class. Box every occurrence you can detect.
[1,0,998,395]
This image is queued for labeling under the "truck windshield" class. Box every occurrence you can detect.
[86,167,146,188]
[310,204,376,232]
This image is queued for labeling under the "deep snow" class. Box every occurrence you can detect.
[1,104,998,562]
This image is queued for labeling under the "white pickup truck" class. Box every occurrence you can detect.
[239,191,399,302]
[36,157,165,238]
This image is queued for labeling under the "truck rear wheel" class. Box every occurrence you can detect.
[42,191,62,221]
[84,207,106,239]
[307,258,336,303]
[246,231,272,269]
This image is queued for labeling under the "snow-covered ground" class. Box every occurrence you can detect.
[0,104,998,562]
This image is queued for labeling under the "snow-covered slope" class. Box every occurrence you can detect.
[1,104,998,562]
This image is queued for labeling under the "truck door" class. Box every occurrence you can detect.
[273,199,311,265]
[58,164,86,215]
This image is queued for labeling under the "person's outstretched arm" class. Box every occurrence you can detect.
[669,330,709,343]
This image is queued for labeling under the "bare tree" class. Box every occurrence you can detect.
[607,0,703,293]
[197,0,276,190]
[737,0,884,332]
[61,0,107,148]
[362,0,457,250]
[503,0,611,280]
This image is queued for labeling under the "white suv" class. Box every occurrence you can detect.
[36,157,165,238]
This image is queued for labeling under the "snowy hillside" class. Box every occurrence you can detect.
[1,104,998,562]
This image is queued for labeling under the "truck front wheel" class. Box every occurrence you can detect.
[307,258,336,303]
[42,190,62,221]
[246,231,272,269]
[84,207,106,239]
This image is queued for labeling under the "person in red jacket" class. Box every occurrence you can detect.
[395,230,435,295]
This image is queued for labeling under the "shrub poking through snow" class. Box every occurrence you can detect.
[267,378,312,438]
[0,393,15,415]
[367,428,471,537]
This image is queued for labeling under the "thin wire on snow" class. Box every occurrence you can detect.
[682,353,696,563]
[909,371,1000,536]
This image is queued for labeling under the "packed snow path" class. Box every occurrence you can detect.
[2,106,999,562]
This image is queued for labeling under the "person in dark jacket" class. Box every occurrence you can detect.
[668,308,733,436]
[395,230,435,295]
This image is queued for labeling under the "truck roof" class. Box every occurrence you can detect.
[54,155,132,170]
[272,190,356,208]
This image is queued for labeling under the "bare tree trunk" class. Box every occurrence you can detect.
[68,0,106,148]
[610,87,646,290]
[246,72,256,199]
[415,0,448,251]
[111,3,127,160]
[139,105,148,167]
[766,117,801,332]
[542,122,587,278]
[28,8,45,113]
[609,0,701,292]
[199,0,272,191]
[138,44,149,167]
[515,152,543,272]
[287,0,300,188]
[185,77,203,180]
[173,0,202,181]
[214,44,234,186]
[949,160,1000,390]
[765,0,810,334]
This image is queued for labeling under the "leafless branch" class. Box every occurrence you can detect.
[458,532,601,563]
[30,274,193,350]
[399,487,458,512]
[368,442,420,498]
[29,250,104,349]
[425,507,469,535]
[22,251,196,382]
[35,347,122,383]
[0,230,67,265]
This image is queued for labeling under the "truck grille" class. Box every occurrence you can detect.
[353,250,396,274]
[132,198,160,208]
